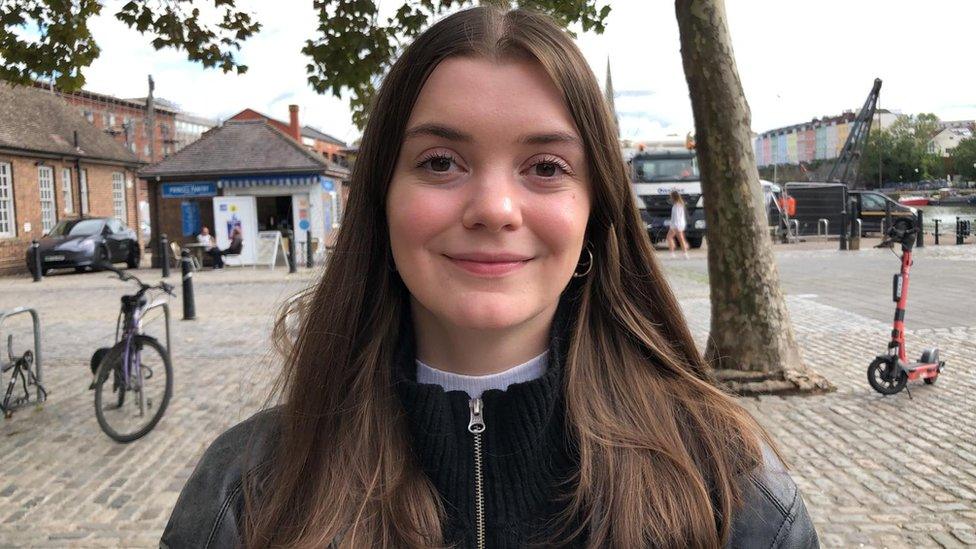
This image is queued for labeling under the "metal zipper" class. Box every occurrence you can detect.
[468,397,486,549]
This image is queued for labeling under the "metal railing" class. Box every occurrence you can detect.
[0,307,44,403]
[817,219,830,241]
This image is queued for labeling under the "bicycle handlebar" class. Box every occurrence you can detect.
[97,262,175,296]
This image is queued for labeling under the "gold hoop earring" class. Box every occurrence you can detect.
[573,244,594,278]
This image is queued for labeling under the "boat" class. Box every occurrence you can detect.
[898,196,930,206]
[932,195,972,206]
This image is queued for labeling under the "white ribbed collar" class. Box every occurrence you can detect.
[415,351,549,399]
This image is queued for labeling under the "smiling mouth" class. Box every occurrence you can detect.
[443,254,532,277]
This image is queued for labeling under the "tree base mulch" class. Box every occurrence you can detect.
[710,368,836,397]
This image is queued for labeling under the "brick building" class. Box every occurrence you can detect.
[228,107,350,167]
[39,83,180,164]
[0,82,143,275]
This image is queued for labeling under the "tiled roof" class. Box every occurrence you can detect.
[139,119,328,178]
[0,81,142,164]
[301,125,347,147]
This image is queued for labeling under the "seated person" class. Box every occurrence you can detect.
[197,226,215,250]
[208,227,243,269]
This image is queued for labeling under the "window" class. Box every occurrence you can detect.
[112,172,126,221]
[0,162,15,237]
[861,193,887,212]
[61,168,73,213]
[84,110,94,123]
[108,219,124,233]
[109,113,116,127]
[103,112,111,127]
[144,144,151,157]
[38,166,56,233]
[80,169,89,215]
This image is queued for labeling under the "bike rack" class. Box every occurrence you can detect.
[142,301,172,355]
[0,307,44,403]
[817,218,829,241]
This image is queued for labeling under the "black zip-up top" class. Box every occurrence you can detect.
[161,304,820,548]
[391,305,579,548]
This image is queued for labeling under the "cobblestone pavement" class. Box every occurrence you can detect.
[0,242,974,547]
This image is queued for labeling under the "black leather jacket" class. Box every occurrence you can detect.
[161,408,819,548]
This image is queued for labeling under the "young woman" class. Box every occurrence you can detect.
[666,190,690,258]
[162,7,818,548]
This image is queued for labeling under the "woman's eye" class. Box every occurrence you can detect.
[417,153,458,174]
[528,157,572,178]
[534,161,559,177]
[429,156,452,172]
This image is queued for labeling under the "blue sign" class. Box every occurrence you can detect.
[162,182,217,198]
[298,219,310,231]
[320,177,335,192]
[181,201,201,237]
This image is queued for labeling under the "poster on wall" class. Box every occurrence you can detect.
[181,201,201,237]
[212,196,257,264]
[291,193,311,241]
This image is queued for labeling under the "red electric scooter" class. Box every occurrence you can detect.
[867,218,945,396]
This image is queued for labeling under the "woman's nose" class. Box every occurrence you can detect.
[461,169,523,232]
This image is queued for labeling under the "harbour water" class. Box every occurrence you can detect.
[916,204,976,234]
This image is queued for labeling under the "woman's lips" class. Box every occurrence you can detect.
[444,253,531,276]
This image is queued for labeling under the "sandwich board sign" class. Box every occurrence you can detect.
[255,231,289,269]
[255,231,284,269]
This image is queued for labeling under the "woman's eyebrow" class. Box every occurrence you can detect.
[403,123,581,148]
[404,123,473,143]
[518,131,581,146]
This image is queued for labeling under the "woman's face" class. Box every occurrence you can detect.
[387,56,591,331]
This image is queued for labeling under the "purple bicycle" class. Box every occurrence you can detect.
[91,265,174,443]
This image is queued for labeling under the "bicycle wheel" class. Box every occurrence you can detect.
[94,335,172,443]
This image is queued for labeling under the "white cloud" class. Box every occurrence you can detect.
[79,0,976,144]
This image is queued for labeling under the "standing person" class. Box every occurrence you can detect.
[162,7,818,549]
[207,227,242,269]
[667,189,690,258]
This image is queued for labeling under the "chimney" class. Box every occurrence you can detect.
[288,104,301,141]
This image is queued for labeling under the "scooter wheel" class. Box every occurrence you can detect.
[868,357,907,395]
[923,375,937,385]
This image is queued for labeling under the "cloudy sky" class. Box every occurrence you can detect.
[75,0,975,145]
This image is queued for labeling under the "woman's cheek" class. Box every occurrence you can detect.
[527,195,589,248]
[389,183,461,253]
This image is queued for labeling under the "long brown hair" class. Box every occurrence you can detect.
[245,7,766,548]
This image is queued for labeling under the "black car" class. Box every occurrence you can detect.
[26,217,140,275]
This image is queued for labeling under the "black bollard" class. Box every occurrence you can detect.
[287,230,297,274]
[957,217,964,245]
[916,209,924,248]
[180,249,196,320]
[306,229,314,268]
[934,219,941,245]
[31,240,42,282]
[839,211,848,250]
[160,233,170,278]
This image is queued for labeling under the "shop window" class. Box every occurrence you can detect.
[38,166,56,233]
[62,168,74,214]
[0,162,15,237]
[112,172,126,221]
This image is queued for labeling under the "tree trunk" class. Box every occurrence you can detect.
[674,0,833,395]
